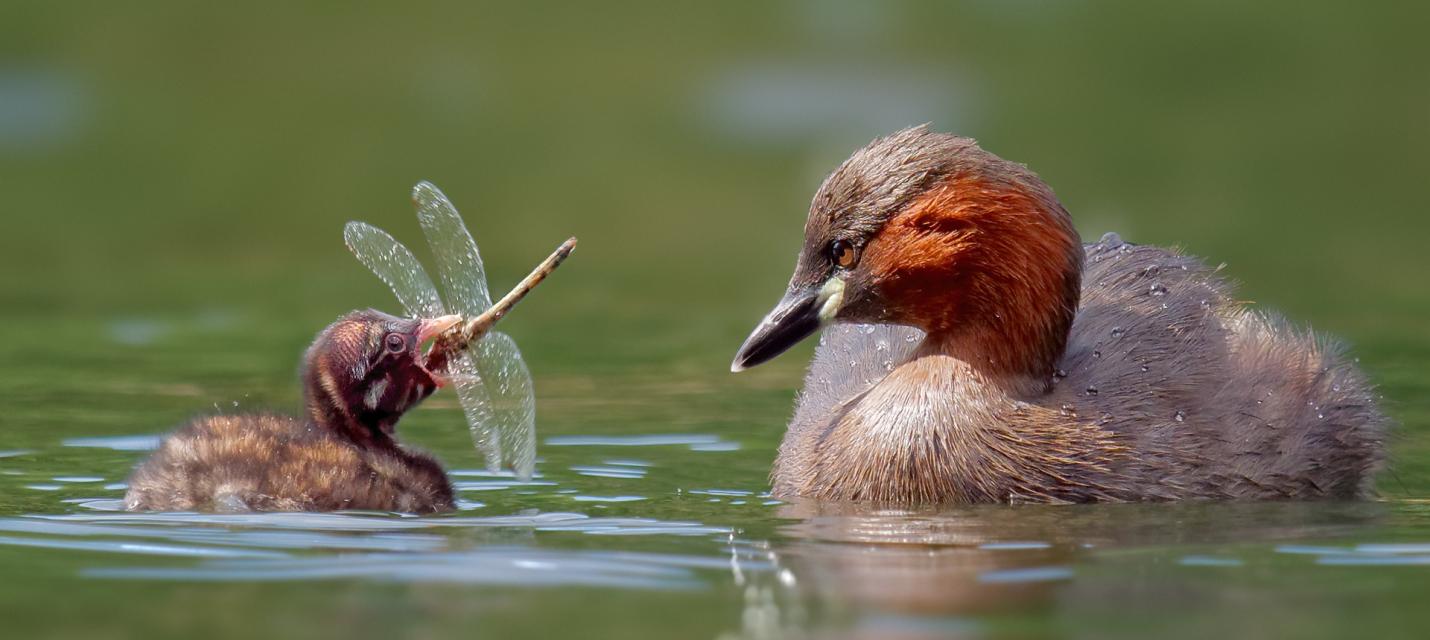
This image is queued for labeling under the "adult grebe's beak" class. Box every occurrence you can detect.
[731,278,846,372]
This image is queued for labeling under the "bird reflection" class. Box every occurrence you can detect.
[721,500,1384,639]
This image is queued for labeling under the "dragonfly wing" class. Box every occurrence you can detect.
[343,222,446,318]
[468,330,536,480]
[413,182,537,480]
[348,201,534,478]
[413,181,492,314]
[447,350,501,472]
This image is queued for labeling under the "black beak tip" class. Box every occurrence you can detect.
[729,334,761,373]
[729,349,757,373]
[729,290,823,374]
[730,341,773,373]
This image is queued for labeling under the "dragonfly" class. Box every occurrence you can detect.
[343,181,575,481]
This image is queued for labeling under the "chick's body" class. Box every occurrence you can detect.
[125,310,460,513]
[125,413,453,512]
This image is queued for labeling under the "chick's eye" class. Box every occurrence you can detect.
[384,333,407,354]
[830,240,859,269]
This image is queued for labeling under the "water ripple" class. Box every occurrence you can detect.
[84,547,733,589]
[570,465,647,479]
[977,566,1074,584]
[0,518,448,552]
[29,511,728,537]
[0,509,738,589]
[0,534,288,559]
[62,435,162,451]
[547,434,722,447]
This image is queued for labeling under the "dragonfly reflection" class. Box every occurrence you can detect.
[344,181,574,480]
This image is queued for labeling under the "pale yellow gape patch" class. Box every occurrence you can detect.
[816,277,846,324]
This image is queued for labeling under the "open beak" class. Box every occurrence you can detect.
[417,314,462,344]
[731,278,845,372]
[416,315,462,386]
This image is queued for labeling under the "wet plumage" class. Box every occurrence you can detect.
[123,413,452,512]
[125,310,459,513]
[735,126,1387,503]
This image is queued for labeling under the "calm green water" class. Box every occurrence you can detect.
[3,3,1430,639]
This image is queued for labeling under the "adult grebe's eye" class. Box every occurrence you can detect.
[384,333,407,354]
[830,240,859,269]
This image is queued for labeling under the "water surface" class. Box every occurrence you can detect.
[2,321,1428,640]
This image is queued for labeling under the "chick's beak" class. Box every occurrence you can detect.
[416,314,462,386]
[417,314,462,343]
[731,278,846,372]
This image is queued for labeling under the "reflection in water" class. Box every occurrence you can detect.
[720,500,1389,638]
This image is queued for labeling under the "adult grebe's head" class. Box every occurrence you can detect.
[732,126,1083,382]
[302,309,461,446]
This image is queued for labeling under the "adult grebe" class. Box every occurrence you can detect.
[732,126,1387,503]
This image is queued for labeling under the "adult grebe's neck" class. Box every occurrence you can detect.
[911,331,1050,398]
[872,171,1084,393]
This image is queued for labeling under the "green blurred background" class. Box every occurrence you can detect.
[3,3,1430,639]
[1,1,1427,490]
[4,1,1426,329]
[6,1,1426,462]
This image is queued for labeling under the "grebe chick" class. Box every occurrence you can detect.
[125,310,462,513]
[732,126,1387,504]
